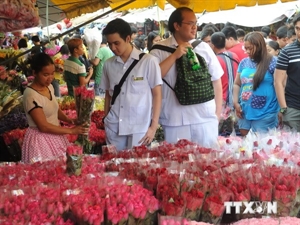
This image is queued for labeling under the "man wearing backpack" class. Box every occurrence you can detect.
[210,32,240,136]
[150,7,223,148]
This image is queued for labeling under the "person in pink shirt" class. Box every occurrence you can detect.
[221,26,248,60]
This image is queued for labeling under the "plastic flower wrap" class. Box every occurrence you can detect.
[0,82,22,120]
[66,145,83,176]
[201,192,226,224]
[73,86,95,154]
[181,188,205,221]
[273,169,298,217]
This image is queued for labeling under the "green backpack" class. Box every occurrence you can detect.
[151,40,214,105]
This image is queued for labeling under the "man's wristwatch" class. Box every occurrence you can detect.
[280,107,287,114]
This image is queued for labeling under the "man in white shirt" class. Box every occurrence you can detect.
[150,7,223,148]
[100,19,162,151]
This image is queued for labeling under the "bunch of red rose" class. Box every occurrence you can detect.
[2,128,27,146]
[91,110,105,129]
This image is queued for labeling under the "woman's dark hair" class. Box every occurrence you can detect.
[133,36,146,50]
[202,23,219,32]
[130,26,137,35]
[168,7,194,34]
[244,32,273,91]
[59,44,70,55]
[31,53,54,74]
[102,18,131,41]
[147,31,160,50]
[267,40,280,51]
[200,27,215,40]
[261,26,271,37]
[236,28,245,38]
[18,38,28,49]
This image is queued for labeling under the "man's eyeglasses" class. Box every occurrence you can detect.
[181,21,197,27]
[295,26,300,31]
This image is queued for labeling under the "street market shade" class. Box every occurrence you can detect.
[51,0,298,18]
[107,0,298,12]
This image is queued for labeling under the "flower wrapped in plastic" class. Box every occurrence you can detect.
[73,86,95,154]
[66,145,83,176]
[201,193,226,224]
[273,175,298,217]
[182,188,205,221]
[161,195,185,217]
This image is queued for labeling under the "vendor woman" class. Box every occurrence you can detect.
[22,53,89,163]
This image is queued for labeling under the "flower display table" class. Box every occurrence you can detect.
[1,130,300,224]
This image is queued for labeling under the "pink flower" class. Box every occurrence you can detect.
[66,145,83,155]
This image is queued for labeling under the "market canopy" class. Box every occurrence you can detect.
[197,1,299,27]
[0,0,298,32]
[49,0,298,20]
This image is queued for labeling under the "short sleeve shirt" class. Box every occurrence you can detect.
[100,47,162,135]
[275,40,300,109]
[94,47,114,85]
[23,85,60,127]
[64,56,86,96]
[150,36,224,126]
[237,57,279,120]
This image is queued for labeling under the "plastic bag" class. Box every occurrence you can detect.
[83,27,102,59]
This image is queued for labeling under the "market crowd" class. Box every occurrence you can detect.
[1,7,300,164]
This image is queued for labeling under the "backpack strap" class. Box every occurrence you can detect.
[150,44,176,53]
[191,39,202,49]
[150,45,177,91]
[150,39,202,53]
[218,52,240,64]
[150,41,203,92]
[217,52,238,108]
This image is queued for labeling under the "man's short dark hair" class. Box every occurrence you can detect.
[261,26,271,36]
[211,32,226,49]
[31,35,40,43]
[168,7,194,34]
[102,18,131,41]
[276,25,288,39]
[221,26,238,40]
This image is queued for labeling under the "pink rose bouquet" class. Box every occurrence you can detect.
[73,86,95,154]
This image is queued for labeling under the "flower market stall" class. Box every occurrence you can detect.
[1,127,300,224]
